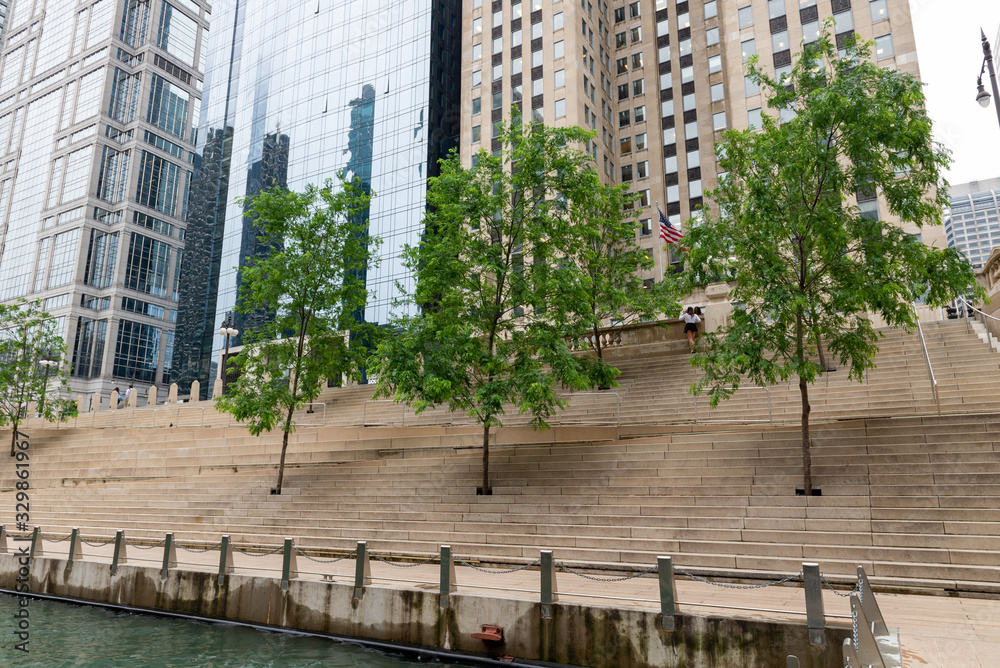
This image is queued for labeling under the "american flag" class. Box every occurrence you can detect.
[658,208,683,244]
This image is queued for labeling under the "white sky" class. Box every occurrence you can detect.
[909,0,1000,186]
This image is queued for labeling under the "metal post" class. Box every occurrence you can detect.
[65,528,79,574]
[160,533,177,579]
[850,593,888,668]
[217,535,234,585]
[856,566,888,636]
[802,563,825,646]
[842,636,861,668]
[111,529,127,575]
[540,550,558,619]
[354,541,371,599]
[29,526,42,561]
[281,538,298,591]
[439,545,457,607]
[657,556,677,631]
[983,30,1000,131]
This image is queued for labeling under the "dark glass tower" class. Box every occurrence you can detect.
[173,0,460,397]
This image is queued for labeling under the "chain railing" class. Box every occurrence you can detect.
[0,524,866,640]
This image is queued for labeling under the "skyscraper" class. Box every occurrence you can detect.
[172,0,461,396]
[945,177,1000,269]
[0,0,207,402]
[461,0,933,284]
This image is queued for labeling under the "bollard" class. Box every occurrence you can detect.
[354,541,371,599]
[111,530,127,575]
[65,528,79,574]
[30,526,43,561]
[281,538,298,591]
[803,563,826,646]
[439,545,457,607]
[217,535,235,585]
[786,656,800,668]
[540,550,558,619]
[160,533,177,579]
[0,525,7,553]
[657,556,677,631]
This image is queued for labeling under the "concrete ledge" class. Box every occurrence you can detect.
[1,554,848,668]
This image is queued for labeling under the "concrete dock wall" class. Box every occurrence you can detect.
[0,554,849,667]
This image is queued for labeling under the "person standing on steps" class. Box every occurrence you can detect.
[682,306,701,352]
[124,383,133,407]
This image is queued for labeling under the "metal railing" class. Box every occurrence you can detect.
[957,296,1000,352]
[915,321,940,415]
[2,524,869,646]
[692,385,773,424]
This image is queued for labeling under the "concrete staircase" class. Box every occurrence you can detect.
[2,320,999,593]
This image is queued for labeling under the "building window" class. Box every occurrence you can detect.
[687,149,701,169]
[681,66,694,83]
[554,40,564,59]
[710,82,725,103]
[685,120,698,139]
[631,52,643,69]
[745,75,760,95]
[616,57,628,74]
[742,39,756,62]
[473,43,482,60]
[113,319,162,383]
[748,107,763,128]
[635,132,646,151]
[48,229,81,289]
[636,160,648,179]
[628,1,640,19]
[621,164,633,182]
[493,9,503,27]
[615,31,627,49]
[614,6,625,23]
[619,109,630,127]
[803,20,820,44]
[874,34,893,58]
[493,37,503,55]
[708,55,722,74]
[136,151,182,216]
[513,56,522,75]
[472,97,481,115]
[706,27,719,47]
[120,0,151,48]
[146,74,189,140]
[768,0,785,19]
[473,17,482,34]
[493,91,503,109]
[554,69,565,89]
[738,5,753,28]
[870,0,888,22]
[472,125,481,142]
[772,30,789,52]
[555,98,566,118]
[631,26,642,43]
[473,70,482,87]
[632,78,644,96]
[533,77,543,96]
[634,105,645,123]
[705,1,718,19]
[83,229,120,288]
[553,11,563,31]
[493,64,502,80]
[72,317,108,379]
[124,233,172,298]
[834,10,854,35]
[713,111,727,131]
[683,93,697,112]
[156,1,198,67]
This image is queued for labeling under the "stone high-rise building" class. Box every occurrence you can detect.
[0,0,208,403]
[461,0,931,283]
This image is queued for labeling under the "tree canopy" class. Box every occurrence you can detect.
[217,174,379,494]
[0,299,76,455]
[685,32,981,494]
[372,119,627,494]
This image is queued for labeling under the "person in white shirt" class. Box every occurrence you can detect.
[681,306,702,351]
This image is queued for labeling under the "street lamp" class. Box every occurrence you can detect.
[218,314,239,395]
[976,29,1000,131]
[39,359,58,414]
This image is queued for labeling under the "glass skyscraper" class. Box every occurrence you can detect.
[945,178,1000,270]
[0,0,207,402]
[172,0,460,396]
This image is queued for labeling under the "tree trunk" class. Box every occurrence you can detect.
[815,332,828,372]
[9,423,17,457]
[275,405,294,494]
[481,422,491,494]
[799,374,812,496]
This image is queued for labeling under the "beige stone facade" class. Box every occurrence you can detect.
[460,0,929,282]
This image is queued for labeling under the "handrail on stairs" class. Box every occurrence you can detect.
[956,296,1000,348]
[915,321,940,415]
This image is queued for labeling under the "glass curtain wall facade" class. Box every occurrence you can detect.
[0,0,207,403]
[173,0,460,397]
[945,179,1000,269]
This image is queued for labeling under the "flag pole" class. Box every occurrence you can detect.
[655,200,664,284]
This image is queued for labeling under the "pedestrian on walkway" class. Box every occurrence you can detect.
[682,306,701,352]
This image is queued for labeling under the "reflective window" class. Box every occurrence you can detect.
[554,40,564,60]
[875,34,893,58]
[706,27,719,47]
[713,111,727,131]
[121,0,151,47]
[742,39,756,62]
[83,229,120,288]
[772,30,789,52]
[555,98,566,119]
[803,20,820,43]
[870,0,888,22]
[72,317,108,379]
[146,74,189,139]
[705,1,717,19]
[634,132,646,150]
[48,228,81,289]
[710,82,725,102]
[97,146,131,204]
[136,151,182,216]
[708,55,722,73]
[124,232,172,298]
[113,319,162,382]
[768,0,785,19]
[738,6,753,28]
[554,69,565,89]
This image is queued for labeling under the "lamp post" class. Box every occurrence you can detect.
[39,359,58,415]
[977,29,1000,131]
[218,314,239,395]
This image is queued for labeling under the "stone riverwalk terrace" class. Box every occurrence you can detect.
[2,319,1000,665]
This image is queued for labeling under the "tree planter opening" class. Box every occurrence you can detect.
[476,487,493,496]
[795,487,822,496]
[270,488,281,495]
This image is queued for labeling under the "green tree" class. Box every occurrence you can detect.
[371,119,600,494]
[685,32,981,494]
[217,174,380,494]
[0,300,77,456]
[563,174,681,387]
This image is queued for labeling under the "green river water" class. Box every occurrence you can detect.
[0,593,479,667]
